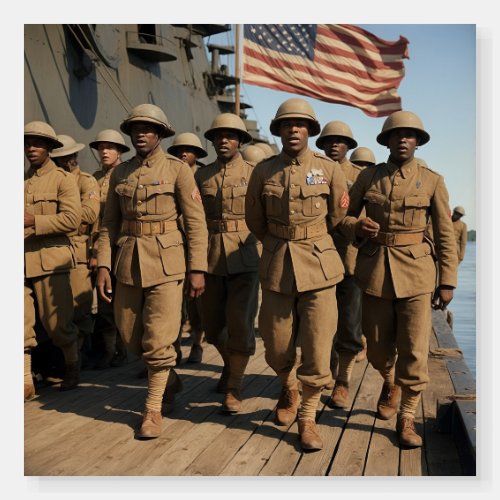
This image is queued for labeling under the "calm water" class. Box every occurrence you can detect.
[447,241,476,378]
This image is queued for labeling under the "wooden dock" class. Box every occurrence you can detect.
[24,309,475,476]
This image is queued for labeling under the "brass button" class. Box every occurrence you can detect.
[138,184,144,189]
[137,200,142,205]
[137,212,143,217]
[290,196,294,201]
[315,202,320,208]
[291,168,297,174]
[290,209,295,215]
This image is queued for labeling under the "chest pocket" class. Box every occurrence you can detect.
[144,183,175,215]
[301,184,329,217]
[115,183,136,214]
[231,186,247,215]
[33,192,58,215]
[262,183,284,217]
[404,195,430,227]
[200,185,218,215]
[363,190,386,222]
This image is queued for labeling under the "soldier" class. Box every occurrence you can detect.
[24,121,82,398]
[245,99,348,451]
[350,146,377,168]
[316,121,365,409]
[89,129,130,369]
[167,132,208,364]
[241,144,267,165]
[51,135,100,367]
[96,104,208,439]
[196,113,260,414]
[451,206,467,264]
[253,142,275,159]
[340,111,457,447]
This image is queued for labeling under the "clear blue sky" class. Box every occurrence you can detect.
[210,24,476,229]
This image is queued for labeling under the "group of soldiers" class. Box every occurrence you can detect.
[24,97,464,453]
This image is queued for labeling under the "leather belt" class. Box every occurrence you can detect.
[267,220,327,241]
[207,219,248,233]
[121,219,178,236]
[374,231,424,247]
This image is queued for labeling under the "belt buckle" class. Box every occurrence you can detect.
[386,233,395,246]
[221,220,228,232]
[135,220,143,236]
[288,226,296,240]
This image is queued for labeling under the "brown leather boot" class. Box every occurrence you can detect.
[397,415,423,447]
[275,388,300,426]
[298,419,323,451]
[60,362,80,391]
[216,365,230,394]
[136,409,162,439]
[24,383,36,402]
[377,382,401,420]
[222,389,241,413]
[328,381,350,409]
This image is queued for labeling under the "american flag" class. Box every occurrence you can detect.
[243,24,409,117]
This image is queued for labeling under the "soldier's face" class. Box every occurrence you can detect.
[130,122,161,157]
[174,146,198,167]
[387,128,418,162]
[279,119,309,157]
[54,154,78,173]
[212,130,240,163]
[24,136,50,167]
[97,142,121,168]
[321,136,349,162]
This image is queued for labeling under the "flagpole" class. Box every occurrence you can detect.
[235,24,240,117]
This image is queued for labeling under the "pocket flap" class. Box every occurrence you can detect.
[313,235,334,253]
[115,183,135,197]
[405,195,430,208]
[201,186,218,197]
[364,191,386,205]
[408,242,432,259]
[156,232,182,249]
[262,184,284,198]
[145,183,174,197]
[33,192,57,202]
[301,184,329,198]
[232,186,247,197]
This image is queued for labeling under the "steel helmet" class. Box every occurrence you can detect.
[350,147,376,166]
[254,142,275,159]
[120,103,175,138]
[167,132,208,158]
[376,110,430,146]
[316,121,358,150]
[50,134,85,158]
[204,113,252,144]
[270,98,321,136]
[89,129,130,153]
[241,145,267,163]
[453,206,466,216]
[24,121,63,149]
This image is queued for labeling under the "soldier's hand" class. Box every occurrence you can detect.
[432,285,454,310]
[24,211,35,228]
[96,267,113,303]
[187,271,205,299]
[355,217,380,239]
[88,256,98,272]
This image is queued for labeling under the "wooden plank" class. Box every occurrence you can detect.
[328,362,379,476]
[445,358,476,397]
[364,416,400,476]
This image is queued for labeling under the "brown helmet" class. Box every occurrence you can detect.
[50,134,85,158]
[253,142,275,159]
[316,121,358,150]
[241,145,267,163]
[89,129,130,153]
[120,103,175,138]
[453,206,466,216]
[24,121,63,148]
[376,111,430,146]
[167,132,208,158]
[204,113,252,144]
[350,146,376,166]
[270,98,321,137]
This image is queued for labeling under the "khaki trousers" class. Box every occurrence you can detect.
[69,263,94,338]
[259,286,337,390]
[24,273,78,349]
[201,272,258,356]
[362,292,432,392]
[114,279,183,370]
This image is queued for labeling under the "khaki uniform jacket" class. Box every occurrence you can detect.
[90,167,114,256]
[195,152,260,275]
[71,167,100,264]
[340,157,458,298]
[245,148,348,294]
[333,158,365,276]
[24,159,82,278]
[97,148,208,287]
[453,219,467,263]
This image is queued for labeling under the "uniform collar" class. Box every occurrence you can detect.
[33,158,57,176]
[216,151,243,170]
[386,156,417,179]
[70,166,81,177]
[279,147,312,166]
[137,147,164,168]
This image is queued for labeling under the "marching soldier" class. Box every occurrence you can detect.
[24,121,82,398]
[167,132,208,364]
[96,104,208,439]
[350,146,377,168]
[196,113,260,413]
[245,99,348,451]
[340,111,458,447]
[89,129,130,369]
[316,121,365,409]
[451,206,467,264]
[51,135,100,367]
